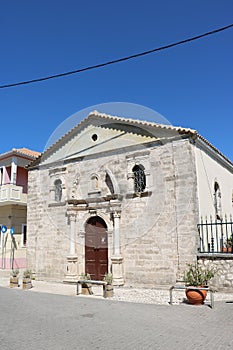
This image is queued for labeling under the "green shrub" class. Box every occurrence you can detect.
[184,262,214,286]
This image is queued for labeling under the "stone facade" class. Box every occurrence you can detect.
[26,112,233,288]
[198,256,233,291]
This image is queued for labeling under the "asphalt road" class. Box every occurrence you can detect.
[0,286,233,350]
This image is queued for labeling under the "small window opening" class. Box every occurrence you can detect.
[92,134,98,142]
[133,165,146,193]
[105,173,114,194]
[214,181,222,220]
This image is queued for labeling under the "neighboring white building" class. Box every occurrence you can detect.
[27,111,233,289]
[194,139,233,219]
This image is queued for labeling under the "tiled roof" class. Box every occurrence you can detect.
[86,112,233,167]
[14,148,41,158]
[87,110,197,134]
[0,147,41,160]
[42,110,197,156]
[30,111,232,169]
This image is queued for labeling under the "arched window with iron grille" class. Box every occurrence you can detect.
[133,165,146,193]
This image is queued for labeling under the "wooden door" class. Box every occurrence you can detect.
[85,216,108,280]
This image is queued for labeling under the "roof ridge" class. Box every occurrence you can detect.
[43,110,196,154]
[29,110,233,169]
[87,110,197,133]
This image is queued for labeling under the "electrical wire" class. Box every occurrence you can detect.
[0,23,232,89]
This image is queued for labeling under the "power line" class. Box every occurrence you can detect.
[1,23,233,89]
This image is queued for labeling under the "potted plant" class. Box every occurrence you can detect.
[80,273,93,295]
[224,235,233,252]
[104,273,114,298]
[10,269,19,288]
[184,262,214,305]
[22,269,32,289]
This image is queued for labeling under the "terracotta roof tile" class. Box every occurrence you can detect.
[15,148,41,158]
[88,110,197,134]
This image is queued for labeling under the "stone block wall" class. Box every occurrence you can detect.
[121,139,199,286]
[27,168,70,280]
[198,256,233,291]
[27,137,200,286]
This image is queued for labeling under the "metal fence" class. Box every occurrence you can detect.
[198,215,233,253]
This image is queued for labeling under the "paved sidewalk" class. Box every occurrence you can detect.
[1,284,233,350]
[1,270,233,305]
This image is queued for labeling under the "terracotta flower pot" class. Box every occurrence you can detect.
[185,288,207,305]
[223,247,232,253]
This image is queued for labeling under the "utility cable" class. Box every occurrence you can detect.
[0,23,232,89]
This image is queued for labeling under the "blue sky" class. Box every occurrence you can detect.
[0,1,233,161]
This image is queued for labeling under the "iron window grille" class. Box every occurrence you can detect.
[133,165,146,193]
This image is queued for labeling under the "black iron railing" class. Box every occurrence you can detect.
[198,215,233,253]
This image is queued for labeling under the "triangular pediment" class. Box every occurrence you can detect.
[35,111,195,167]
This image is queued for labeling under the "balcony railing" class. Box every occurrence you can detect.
[198,215,233,253]
[0,184,27,205]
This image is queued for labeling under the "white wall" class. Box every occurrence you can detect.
[195,140,233,219]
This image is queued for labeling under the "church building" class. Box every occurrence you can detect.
[27,111,233,288]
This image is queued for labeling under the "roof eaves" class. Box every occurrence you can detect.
[15,148,41,159]
[30,110,198,168]
[195,133,233,168]
[0,148,41,163]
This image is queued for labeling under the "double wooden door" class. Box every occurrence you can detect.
[85,216,108,280]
